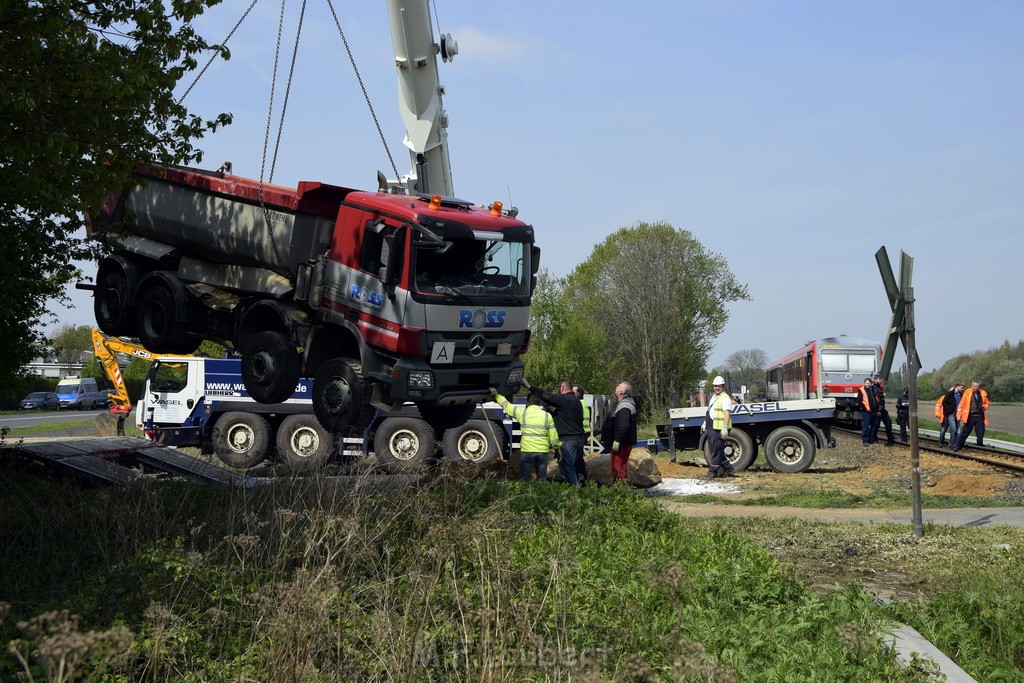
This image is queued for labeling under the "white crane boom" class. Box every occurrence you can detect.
[385,0,457,196]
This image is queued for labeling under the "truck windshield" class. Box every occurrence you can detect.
[413,238,529,300]
[150,361,188,393]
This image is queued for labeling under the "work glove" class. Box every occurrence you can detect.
[700,422,706,434]
[488,387,498,397]
[720,428,728,439]
[612,440,620,451]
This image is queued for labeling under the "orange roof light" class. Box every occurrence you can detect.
[490,201,503,218]
[428,194,442,211]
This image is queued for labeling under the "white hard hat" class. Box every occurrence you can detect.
[713,376,726,386]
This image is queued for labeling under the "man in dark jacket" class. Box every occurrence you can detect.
[895,388,910,443]
[871,374,896,446]
[601,381,638,482]
[522,377,585,484]
[937,382,963,447]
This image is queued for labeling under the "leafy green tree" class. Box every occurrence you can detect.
[49,324,92,372]
[0,0,230,386]
[559,221,749,413]
[721,348,769,397]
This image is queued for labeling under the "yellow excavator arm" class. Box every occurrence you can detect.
[91,328,157,415]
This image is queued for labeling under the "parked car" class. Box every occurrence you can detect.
[20,391,61,410]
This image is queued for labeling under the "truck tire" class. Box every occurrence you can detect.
[442,419,505,464]
[418,403,476,433]
[313,358,372,434]
[212,412,272,469]
[702,428,757,472]
[764,426,816,473]
[241,331,300,404]
[136,283,199,354]
[276,414,335,472]
[95,268,134,336]
[373,417,436,472]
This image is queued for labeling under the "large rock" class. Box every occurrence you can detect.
[547,446,662,488]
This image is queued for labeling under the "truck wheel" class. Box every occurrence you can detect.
[373,417,436,472]
[313,358,371,434]
[95,268,134,336]
[764,426,816,473]
[212,412,271,469]
[241,331,300,404]
[418,403,476,433]
[702,428,757,472]
[442,419,505,464]
[137,283,199,354]
[276,414,335,472]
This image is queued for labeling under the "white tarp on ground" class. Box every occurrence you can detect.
[645,477,741,496]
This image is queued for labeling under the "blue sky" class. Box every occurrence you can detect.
[53,0,1024,375]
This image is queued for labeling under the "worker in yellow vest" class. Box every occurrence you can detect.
[490,388,560,481]
[704,376,736,478]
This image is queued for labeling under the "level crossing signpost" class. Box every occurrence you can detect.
[875,247,924,537]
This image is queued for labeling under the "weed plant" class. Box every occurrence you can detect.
[1,473,931,681]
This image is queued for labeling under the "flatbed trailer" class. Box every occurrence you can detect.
[653,398,837,473]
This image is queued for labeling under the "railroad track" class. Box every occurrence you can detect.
[835,427,1024,474]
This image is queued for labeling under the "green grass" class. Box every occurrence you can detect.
[704,516,1024,683]
[1,476,931,681]
[1,417,96,438]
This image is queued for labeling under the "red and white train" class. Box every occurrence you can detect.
[765,336,882,423]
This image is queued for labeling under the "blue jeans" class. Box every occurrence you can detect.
[558,438,583,485]
[861,411,875,445]
[938,415,959,445]
[519,452,550,481]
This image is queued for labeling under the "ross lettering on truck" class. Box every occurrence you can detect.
[349,284,384,309]
[730,402,784,415]
[458,309,507,329]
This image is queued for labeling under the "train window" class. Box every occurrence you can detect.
[848,354,876,374]
[821,353,847,372]
[821,351,876,374]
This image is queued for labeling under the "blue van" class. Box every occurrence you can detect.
[55,376,101,410]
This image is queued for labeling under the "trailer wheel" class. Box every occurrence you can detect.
[373,417,436,471]
[764,426,816,473]
[242,331,300,404]
[277,414,335,472]
[702,429,757,472]
[136,283,198,354]
[212,412,271,469]
[418,403,476,433]
[313,358,371,434]
[95,268,134,336]
[443,419,505,464]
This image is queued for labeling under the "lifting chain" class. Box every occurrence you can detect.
[325,0,401,182]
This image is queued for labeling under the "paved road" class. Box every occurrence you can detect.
[656,500,1024,528]
[0,409,109,430]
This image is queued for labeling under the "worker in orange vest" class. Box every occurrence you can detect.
[950,380,989,451]
[858,377,879,446]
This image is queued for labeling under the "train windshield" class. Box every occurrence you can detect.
[821,351,876,374]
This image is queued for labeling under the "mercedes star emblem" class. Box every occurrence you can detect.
[469,334,486,357]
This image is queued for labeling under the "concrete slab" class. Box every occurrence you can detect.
[884,623,978,682]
